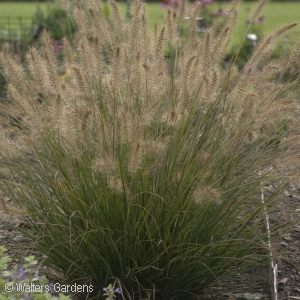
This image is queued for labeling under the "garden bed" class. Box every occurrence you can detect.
[1,184,299,299]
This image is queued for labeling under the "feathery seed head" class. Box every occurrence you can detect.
[193,186,221,205]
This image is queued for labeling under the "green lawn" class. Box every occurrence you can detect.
[0,1,299,46]
[0,2,48,29]
[159,1,299,45]
[0,2,48,18]
[231,1,300,46]
[122,1,300,46]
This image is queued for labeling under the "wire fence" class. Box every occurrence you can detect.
[0,16,36,91]
[0,16,34,50]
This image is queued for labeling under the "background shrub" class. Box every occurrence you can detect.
[29,2,76,40]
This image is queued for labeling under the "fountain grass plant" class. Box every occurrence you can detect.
[1,0,300,299]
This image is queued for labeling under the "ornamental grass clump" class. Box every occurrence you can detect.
[1,0,300,299]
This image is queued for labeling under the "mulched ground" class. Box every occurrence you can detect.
[274,184,300,300]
